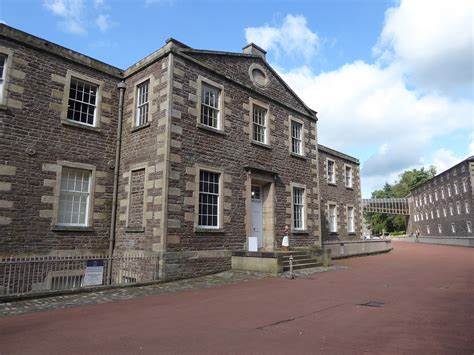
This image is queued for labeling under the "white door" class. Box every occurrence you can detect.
[251,186,263,248]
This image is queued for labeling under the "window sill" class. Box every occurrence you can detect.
[131,122,150,133]
[62,119,101,133]
[0,104,7,111]
[327,182,337,186]
[51,225,94,232]
[197,123,226,136]
[292,229,309,234]
[290,152,306,160]
[194,227,225,234]
[345,186,354,190]
[250,140,272,150]
[125,226,145,233]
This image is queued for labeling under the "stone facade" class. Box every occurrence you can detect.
[409,157,473,238]
[318,145,363,242]
[0,24,363,283]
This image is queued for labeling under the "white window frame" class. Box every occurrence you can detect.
[434,190,438,201]
[344,165,353,188]
[429,194,432,203]
[443,206,447,217]
[462,179,467,193]
[135,79,150,127]
[426,225,430,234]
[54,162,96,228]
[436,208,440,218]
[289,117,304,156]
[467,221,472,234]
[454,182,459,195]
[328,203,337,233]
[250,100,269,145]
[197,76,224,132]
[347,206,355,233]
[61,70,103,128]
[441,188,445,199]
[430,210,434,219]
[449,203,454,216]
[447,184,452,197]
[195,166,223,230]
[420,213,424,221]
[451,222,456,233]
[437,224,442,234]
[327,159,336,184]
[0,47,13,107]
[292,185,306,231]
[465,201,470,214]
[456,201,461,215]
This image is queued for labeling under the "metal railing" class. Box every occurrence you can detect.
[0,254,159,297]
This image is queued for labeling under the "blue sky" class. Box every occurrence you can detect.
[1,0,473,197]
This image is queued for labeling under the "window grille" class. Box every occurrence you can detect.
[201,84,220,128]
[252,105,267,143]
[58,167,91,226]
[136,81,149,126]
[198,170,220,227]
[293,187,304,230]
[67,78,98,126]
[291,121,302,155]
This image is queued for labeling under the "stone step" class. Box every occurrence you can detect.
[282,254,311,261]
[283,261,323,271]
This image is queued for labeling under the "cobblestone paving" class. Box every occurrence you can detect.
[0,266,346,317]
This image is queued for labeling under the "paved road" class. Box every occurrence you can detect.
[1,242,473,354]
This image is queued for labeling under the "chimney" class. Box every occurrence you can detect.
[242,43,266,59]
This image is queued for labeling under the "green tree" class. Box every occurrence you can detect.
[365,166,436,234]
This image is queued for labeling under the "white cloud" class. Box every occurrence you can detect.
[431,148,464,173]
[95,14,111,32]
[374,0,474,96]
[245,15,319,62]
[44,0,86,34]
[44,0,114,34]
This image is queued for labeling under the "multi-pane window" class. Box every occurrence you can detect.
[462,180,467,192]
[425,211,429,220]
[454,182,459,195]
[200,84,220,129]
[347,206,354,233]
[434,191,438,201]
[0,54,6,102]
[420,213,423,221]
[328,204,337,232]
[429,194,432,203]
[456,201,461,215]
[58,167,91,226]
[443,206,447,217]
[423,194,427,204]
[291,121,303,155]
[430,210,434,219]
[447,185,451,197]
[198,170,220,228]
[136,81,149,126]
[67,78,98,126]
[415,199,418,208]
[451,223,456,233]
[426,225,430,234]
[449,203,454,216]
[293,187,305,230]
[465,201,470,214]
[441,188,445,199]
[438,224,442,234]
[327,160,335,184]
[252,105,267,143]
[345,166,353,188]
[467,221,472,233]
[436,208,440,218]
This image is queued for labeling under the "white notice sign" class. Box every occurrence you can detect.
[83,260,104,286]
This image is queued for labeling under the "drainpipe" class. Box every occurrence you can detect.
[107,80,126,283]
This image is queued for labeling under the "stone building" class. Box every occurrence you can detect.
[0,24,329,283]
[409,156,473,246]
[318,145,363,242]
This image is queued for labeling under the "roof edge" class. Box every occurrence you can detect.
[0,24,123,78]
[318,144,360,164]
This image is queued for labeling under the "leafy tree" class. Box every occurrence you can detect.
[365,166,436,234]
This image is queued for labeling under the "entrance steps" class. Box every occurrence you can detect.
[282,250,323,272]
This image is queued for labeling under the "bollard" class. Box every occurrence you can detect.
[289,255,295,279]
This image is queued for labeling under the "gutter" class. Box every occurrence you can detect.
[107,80,127,283]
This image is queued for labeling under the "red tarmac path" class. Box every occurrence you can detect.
[0,241,473,354]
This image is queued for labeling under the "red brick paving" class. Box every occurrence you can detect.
[0,241,473,354]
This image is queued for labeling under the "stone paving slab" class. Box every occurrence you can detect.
[0,266,346,317]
